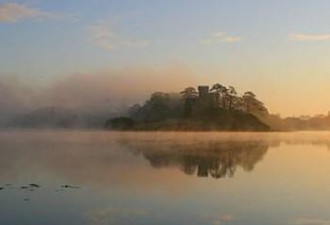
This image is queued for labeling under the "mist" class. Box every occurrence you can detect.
[0,65,201,128]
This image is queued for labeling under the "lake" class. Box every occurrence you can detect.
[1,130,330,225]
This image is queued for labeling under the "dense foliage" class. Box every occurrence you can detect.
[105,83,270,131]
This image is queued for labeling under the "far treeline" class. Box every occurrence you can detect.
[106,83,330,131]
[105,83,270,131]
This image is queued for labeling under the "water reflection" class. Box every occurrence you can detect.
[122,140,270,178]
[1,131,330,185]
[2,131,330,225]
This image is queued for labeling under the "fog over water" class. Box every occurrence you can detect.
[1,130,330,225]
[2,0,330,224]
[0,66,208,127]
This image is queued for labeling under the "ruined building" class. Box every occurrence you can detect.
[197,86,219,108]
[183,85,221,117]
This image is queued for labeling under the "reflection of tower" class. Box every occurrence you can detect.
[131,140,270,179]
[197,162,209,177]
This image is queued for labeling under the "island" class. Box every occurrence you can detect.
[105,83,270,131]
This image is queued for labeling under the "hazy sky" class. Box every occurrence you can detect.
[1,0,330,116]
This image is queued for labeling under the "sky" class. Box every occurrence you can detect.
[1,0,330,116]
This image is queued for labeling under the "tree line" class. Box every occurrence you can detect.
[106,83,271,130]
[180,83,268,116]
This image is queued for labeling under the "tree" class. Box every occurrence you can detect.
[128,104,141,117]
[210,83,227,108]
[242,91,256,113]
[180,87,198,99]
[227,86,238,110]
[105,117,134,130]
[242,91,267,116]
[132,92,183,121]
[180,87,198,116]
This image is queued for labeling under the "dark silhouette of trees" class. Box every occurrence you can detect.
[210,83,227,108]
[123,139,269,179]
[182,83,268,116]
[227,86,238,110]
[105,117,134,130]
[106,83,270,131]
[132,92,183,121]
[242,91,256,113]
[242,91,268,116]
[180,87,198,99]
[180,87,198,116]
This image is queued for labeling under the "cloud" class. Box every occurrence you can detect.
[0,3,78,23]
[290,217,330,225]
[289,33,330,42]
[89,24,150,51]
[201,32,242,45]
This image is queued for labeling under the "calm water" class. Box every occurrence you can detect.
[1,130,330,225]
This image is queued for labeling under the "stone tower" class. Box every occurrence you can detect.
[198,86,209,100]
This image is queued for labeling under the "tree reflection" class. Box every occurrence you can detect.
[122,140,269,179]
